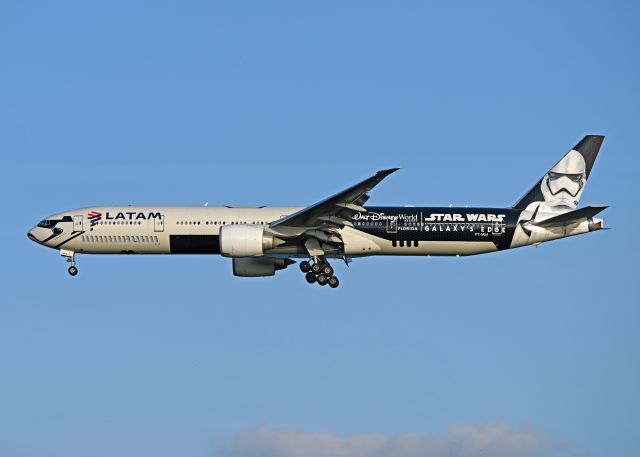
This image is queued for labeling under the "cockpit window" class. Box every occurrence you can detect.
[37,220,57,228]
[37,216,72,228]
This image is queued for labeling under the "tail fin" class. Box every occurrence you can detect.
[513,135,604,211]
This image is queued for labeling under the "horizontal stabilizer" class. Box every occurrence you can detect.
[533,205,607,228]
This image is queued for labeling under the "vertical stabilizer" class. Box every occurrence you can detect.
[513,135,604,212]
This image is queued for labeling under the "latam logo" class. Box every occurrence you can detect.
[88,211,102,227]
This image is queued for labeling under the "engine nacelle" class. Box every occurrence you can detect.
[232,257,294,277]
[219,224,279,257]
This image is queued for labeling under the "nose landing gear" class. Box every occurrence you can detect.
[60,249,78,276]
[299,257,339,288]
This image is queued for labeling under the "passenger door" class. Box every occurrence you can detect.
[154,214,165,232]
[73,215,83,232]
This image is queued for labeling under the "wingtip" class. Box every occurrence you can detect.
[378,167,400,175]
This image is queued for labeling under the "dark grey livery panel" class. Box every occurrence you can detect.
[355,207,523,250]
[170,235,221,254]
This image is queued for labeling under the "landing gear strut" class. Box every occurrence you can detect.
[302,257,340,288]
[61,249,78,276]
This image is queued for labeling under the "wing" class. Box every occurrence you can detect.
[267,168,399,251]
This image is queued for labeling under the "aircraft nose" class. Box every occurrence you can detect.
[27,227,40,243]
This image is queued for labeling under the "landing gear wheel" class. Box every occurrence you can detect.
[300,261,311,273]
[311,263,323,274]
[317,274,328,286]
[68,266,78,276]
[321,265,334,276]
[328,276,339,288]
[305,272,317,283]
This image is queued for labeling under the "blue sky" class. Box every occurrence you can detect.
[1,1,638,456]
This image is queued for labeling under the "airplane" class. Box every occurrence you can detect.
[28,135,606,288]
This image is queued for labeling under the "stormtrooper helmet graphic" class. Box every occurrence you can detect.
[540,149,587,210]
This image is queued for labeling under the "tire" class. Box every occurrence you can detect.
[305,272,316,283]
[321,265,334,276]
[68,266,78,276]
[317,274,328,285]
[311,263,322,274]
[300,261,311,273]
[328,276,339,288]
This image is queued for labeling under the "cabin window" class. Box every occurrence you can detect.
[392,240,397,247]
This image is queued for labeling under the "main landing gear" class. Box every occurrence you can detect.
[300,259,340,288]
[61,249,78,276]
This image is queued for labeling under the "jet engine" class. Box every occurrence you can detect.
[219,224,280,257]
[232,256,295,277]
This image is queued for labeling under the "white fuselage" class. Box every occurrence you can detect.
[29,206,303,255]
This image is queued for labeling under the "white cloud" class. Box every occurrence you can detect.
[227,422,562,457]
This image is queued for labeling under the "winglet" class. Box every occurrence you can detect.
[366,168,400,191]
[377,167,400,176]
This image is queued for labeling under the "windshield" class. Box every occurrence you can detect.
[36,216,72,228]
[37,220,57,228]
